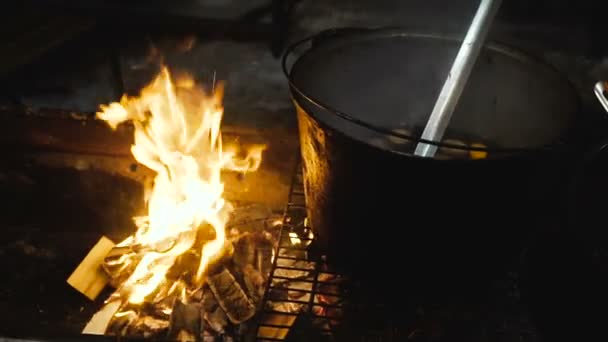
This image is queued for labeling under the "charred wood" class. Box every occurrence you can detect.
[207,267,256,324]
[242,264,265,305]
[201,289,228,334]
[168,300,202,342]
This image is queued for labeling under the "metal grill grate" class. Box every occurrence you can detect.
[255,163,344,342]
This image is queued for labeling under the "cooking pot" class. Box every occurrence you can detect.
[284,28,581,299]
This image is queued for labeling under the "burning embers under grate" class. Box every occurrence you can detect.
[258,166,538,342]
[255,168,344,342]
[80,203,285,341]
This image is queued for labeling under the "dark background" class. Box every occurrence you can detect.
[1,0,606,125]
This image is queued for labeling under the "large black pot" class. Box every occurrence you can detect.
[284,28,581,299]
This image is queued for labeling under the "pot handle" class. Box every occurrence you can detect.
[594,81,608,113]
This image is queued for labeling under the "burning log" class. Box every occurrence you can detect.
[202,289,229,334]
[107,309,138,336]
[67,236,116,300]
[232,231,276,272]
[233,233,256,268]
[230,231,275,304]
[126,315,170,338]
[102,245,140,288]
[168,300,202,342]
[242,264,265,305]
[256,237,274,277]
[207,267,256,324]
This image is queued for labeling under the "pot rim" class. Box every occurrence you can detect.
[282,27,581,157]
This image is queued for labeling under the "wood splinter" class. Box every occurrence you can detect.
[82,300,122,335]
[67,236,116,300]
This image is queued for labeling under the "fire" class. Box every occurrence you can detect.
[96,66,264,305]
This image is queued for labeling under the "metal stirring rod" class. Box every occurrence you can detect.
[414,0,503,157]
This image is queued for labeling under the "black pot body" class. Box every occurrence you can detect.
[288,29,580,300]
[297,102,568,299]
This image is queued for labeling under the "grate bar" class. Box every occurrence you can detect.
[260,310,301,316]
[275,255,310,261]
[269,275,339,285]
[268,286,344,297]
[273,265,316,272]
[277,246,309,251]
[265,299,343,310]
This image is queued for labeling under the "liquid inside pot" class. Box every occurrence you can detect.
[290,31,578,155]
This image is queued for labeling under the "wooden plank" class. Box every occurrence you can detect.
[67,236,116,301]
[82,300,121,335]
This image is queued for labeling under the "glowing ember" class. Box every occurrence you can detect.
[93,66,264,317]
[288,232,301,245]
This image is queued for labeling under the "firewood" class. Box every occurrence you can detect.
[127,315,170,338]
[67,236,116,300]
[255,234,274,277]
[82,300,121,335]
[201,289,228,334]
[102,245,140,288]
[233,233,256,268]
[168,300,202,342]
[207,267,255,324]
[242,264,265,305]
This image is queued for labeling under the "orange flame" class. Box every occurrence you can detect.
[97,66,264,305]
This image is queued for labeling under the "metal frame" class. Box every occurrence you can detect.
[255,160,344,341]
